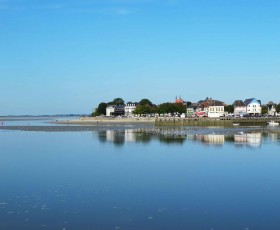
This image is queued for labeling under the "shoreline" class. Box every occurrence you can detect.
[53,117,156,125]
[1,125,279,135]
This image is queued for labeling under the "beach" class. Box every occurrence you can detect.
[53,116,156,125]
[0,116,156,132]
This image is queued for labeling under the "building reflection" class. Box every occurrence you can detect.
[186,132,265,148]
[234,133,262,147]
[96,130,126,146]
[95,128,280,147]
[95,128,186,145]
[197,134,225,145]
[268,133,279,143]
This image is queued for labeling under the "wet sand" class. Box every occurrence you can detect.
[1,116,279,135]
[0,116,156,131]
[1,124,278,136]
[0,124,155,132]
[53,117,156,125]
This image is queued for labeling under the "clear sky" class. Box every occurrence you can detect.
[0,0,279,115]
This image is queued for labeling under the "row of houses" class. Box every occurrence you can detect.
[104,97,276,118]
[187,97,264,118]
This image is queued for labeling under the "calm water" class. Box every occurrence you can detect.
[1,120,280,229]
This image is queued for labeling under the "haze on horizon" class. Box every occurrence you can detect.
[0,0,279,115]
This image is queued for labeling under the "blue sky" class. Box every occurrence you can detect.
[0,0,279,115]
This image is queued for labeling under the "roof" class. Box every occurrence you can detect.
[204,100,224,107]
[233,100,245,106]
[197,97,224,107]
[244,98,261,106]
[208,102,223,106]
[115,105,125,109]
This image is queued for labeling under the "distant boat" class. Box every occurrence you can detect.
[233,123,240,126]
[267,121,279,126]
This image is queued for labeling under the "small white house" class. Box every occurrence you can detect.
[125,103,136,117]
[233,100,247,115]
[268,105,277,116]
[244,98,262,115]
[106,105,115,117]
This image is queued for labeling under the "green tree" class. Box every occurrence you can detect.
[261,105,268,115]
[157,103,186,114]
[174,103,186,114]
[133,104,155,115]
[267,101,275,110]
[186,101,192,107]
[97,102,107,115]
[276,103,280,113]
[138,98,153,106]
[92,108,100,117]
[225,105,234,113]
[108,98,125,105]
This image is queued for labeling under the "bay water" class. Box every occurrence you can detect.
[1,121,280,229]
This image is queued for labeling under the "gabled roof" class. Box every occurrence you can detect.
[233,100,245,106]
[197,98,224,107]
[209,100,224,106]
[244,98,261,106]
[205,100,224,107]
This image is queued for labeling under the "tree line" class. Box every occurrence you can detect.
[93,98,191,116]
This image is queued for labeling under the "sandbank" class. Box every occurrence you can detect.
[53,117,156,125]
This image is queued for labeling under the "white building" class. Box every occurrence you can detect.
[244,98,262,115]
[208,105,225,118]
[125,103,136,117]
[106,105,115,117]
[268,105,277,116]
[233,100,247,115]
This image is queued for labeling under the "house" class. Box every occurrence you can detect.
[113,105,125,116]
[244,98,262,115]
[208,102,225,118]
[233,100,246,115]
[106,105,115,116]
[196,97,225,118]
[268,105,277,116]
[125,103,136,117]
[186,107,195,117]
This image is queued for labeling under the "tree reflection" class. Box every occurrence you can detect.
[159,136,186,144]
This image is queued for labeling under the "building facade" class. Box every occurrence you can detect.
[244,98,262,115]
[208,105,225,118]
[233,100,247,115]
[268,105,277,116]
[106,105,115,117]
[125,103,136,117]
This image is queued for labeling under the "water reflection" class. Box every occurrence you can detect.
[95,128,186,145]
[95,128,280,147]
[234,133,262,147]
[97,129,149,146]
[196,134,225,145]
